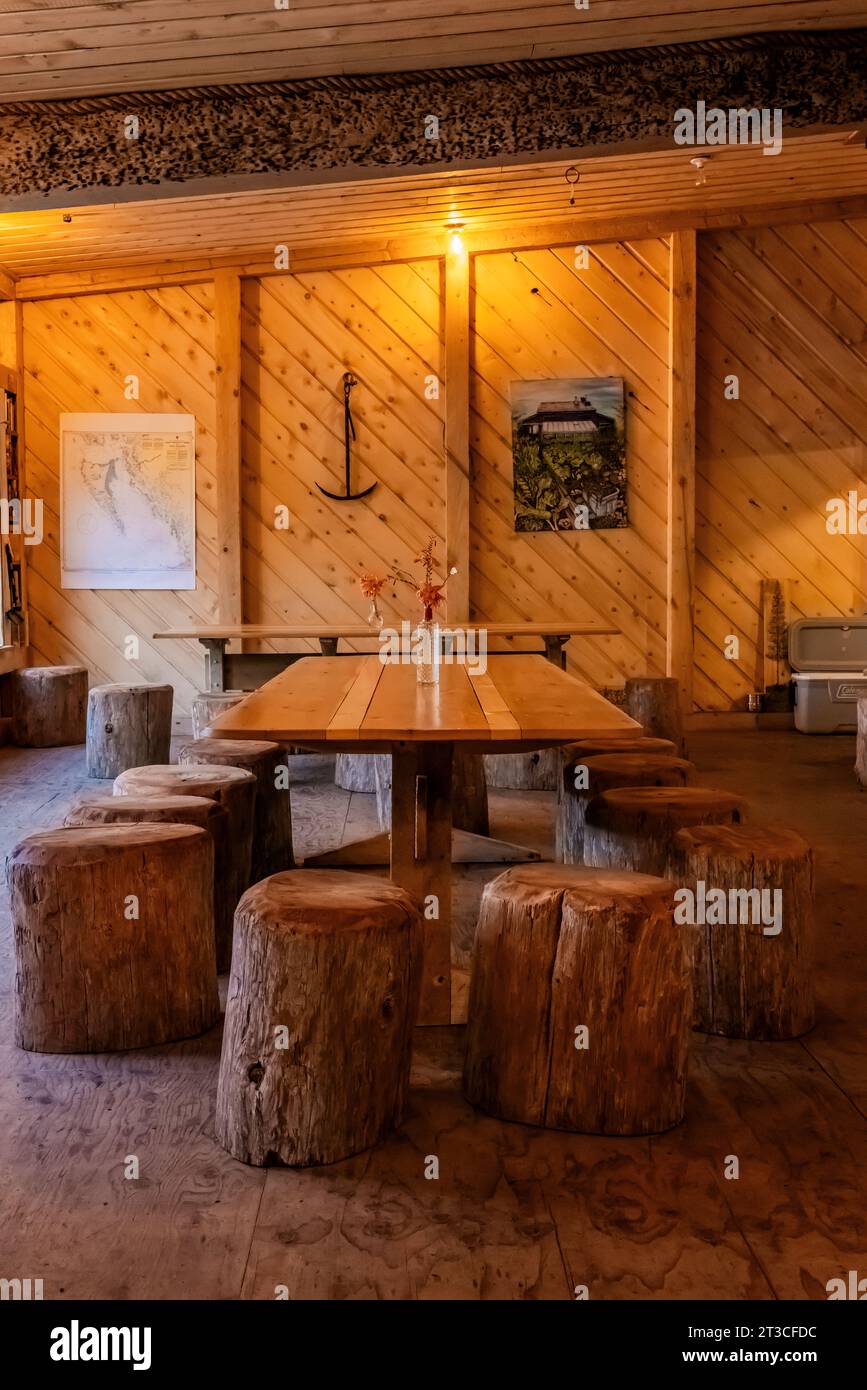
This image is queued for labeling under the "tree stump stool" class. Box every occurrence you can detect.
[86,682,173,778]
[670,825,815,1040]
[113,763,256,970]
[216,869,422,1167]
[375,747,489,836]
[483,749,559,791]
[191,691,245,740]
[855,696,867,786]
[64,793,231,970]
[9,824,219,1053]
[10,665,87,747]
[564,735,678,760]
[625,676,684,752]
[463,864,690,1135]
[334,752,379,792]
[177,737,294,881]
[556,752,695,864]
[584,786,746,876]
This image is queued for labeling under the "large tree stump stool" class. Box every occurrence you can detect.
[855,696,867,786]
[334,752,379,792]
[584,786,746,876]
[86,682,173,778]
[564,735,678,760]
[9,824,219,1053]
[483,749,559,791]
[375,747,489,836]
[177,737,294,881]
[113,763,256,970]
[63,793,231,969]
[670,825,815,1040]
[463,864,689,1135]
[10,665,87,747]
[216,869,421,1167]
[191,690,245,740]
[556,752,694,864]
[625,676,684,752]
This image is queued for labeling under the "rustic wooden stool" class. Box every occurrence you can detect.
[177,737,294,881]
[564,735,678,759]
[556,751,694,864]
[584,786,746,875]
[9,665,88,747]
[483,749,559,792]
[375,747,489,836]
[86,682,173,777]
[463,864,690,1135]
[9,824,219,1053]
[64,793,231,969]
[625,676,684,752]
[855,695,867,787]
[191,691,245,740]
[113,763,257,969]
[215,869,421,1167]
[671,825,815,1040]
[334,752,379,792]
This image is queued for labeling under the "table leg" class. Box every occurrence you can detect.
[319,637,339,657]
[201,638,228,692]
[543,634,570,670]
[390,741,453,1026]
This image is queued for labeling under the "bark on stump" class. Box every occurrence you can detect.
[375,747,489,835]
[625,676,684,753]
[215,869,422,1166]
[9,824,219,1053]
[86,682,173,778]
[855,696,867,787]
[10,665,87,747]
[64,793,231,971]
[584,786,746,876]
[670,825,815,1040]
[483,749,559,791]
[113,763,256,970]
[334,752,379,792]
[463,864,689,1135]
[191,691,245,740]
[556,752,695,864]
[177,737,294,881]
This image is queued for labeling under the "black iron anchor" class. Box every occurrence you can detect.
[317,371,377,501]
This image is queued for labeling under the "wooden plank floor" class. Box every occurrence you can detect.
[0,732,864,1300]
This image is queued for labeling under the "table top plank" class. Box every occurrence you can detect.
[153,622,618,641]
[360,661,490,741]
[211,654,366,742]
[485,655,639,741]
[469,669,521,735]
[326,659,384,739]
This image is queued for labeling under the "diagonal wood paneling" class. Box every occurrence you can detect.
[21,285,220,722]
[236,261,444,653]
[695,218,867,710]
[469,238,670,688]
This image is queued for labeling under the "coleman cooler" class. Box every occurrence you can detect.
[790,617,867,733]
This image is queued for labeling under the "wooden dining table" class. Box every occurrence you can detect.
[211,653,640,1024]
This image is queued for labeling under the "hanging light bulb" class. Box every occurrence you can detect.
[690,156,709,187]
[447,222,465,255]
[564,165,580,207]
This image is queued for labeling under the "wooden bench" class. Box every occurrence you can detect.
[463,864,690,1134]
[215,869,421,1166]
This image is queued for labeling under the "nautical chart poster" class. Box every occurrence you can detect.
[60,413,196,589]
[511,377,627,533]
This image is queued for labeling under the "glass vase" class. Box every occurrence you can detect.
[414,609,440,685]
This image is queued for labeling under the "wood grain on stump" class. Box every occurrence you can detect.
[192,691,245,740]
[177,737,294,881]
[563,735,678,760]
[856,696,867,787]
[9,824,219,1053]
[484,749,558,791]
[64,793,232,970]
[671,825,815,1040]
[625,676,684,752]
[215,869,421,1167]
[584,786,746,876]
[375,747,489,836]
[463,864,689,1135]
[556,752,694,864]
[86,682,173,778]
[113,763,256,970]
[10,665,87,747]
[334,752,379,792]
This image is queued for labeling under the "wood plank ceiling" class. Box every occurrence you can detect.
[0,1,864,100]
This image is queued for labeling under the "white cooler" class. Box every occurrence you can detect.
[790,617,867,733]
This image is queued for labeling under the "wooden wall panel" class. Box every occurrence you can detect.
[695,218,867,710]
[469,239,670,687]
[236,262,444,650]
[21,285,219,722]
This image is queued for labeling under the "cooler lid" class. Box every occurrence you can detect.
[789,617,867,672]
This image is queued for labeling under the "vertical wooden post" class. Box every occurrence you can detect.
[666,231,696,713]
[214,271,243,627]
[444,248,470,621]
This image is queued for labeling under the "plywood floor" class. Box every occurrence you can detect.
[0,732,864,1300]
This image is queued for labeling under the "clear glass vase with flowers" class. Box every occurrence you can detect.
[357,537,458,685]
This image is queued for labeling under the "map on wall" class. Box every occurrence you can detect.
[60,413,196,589]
